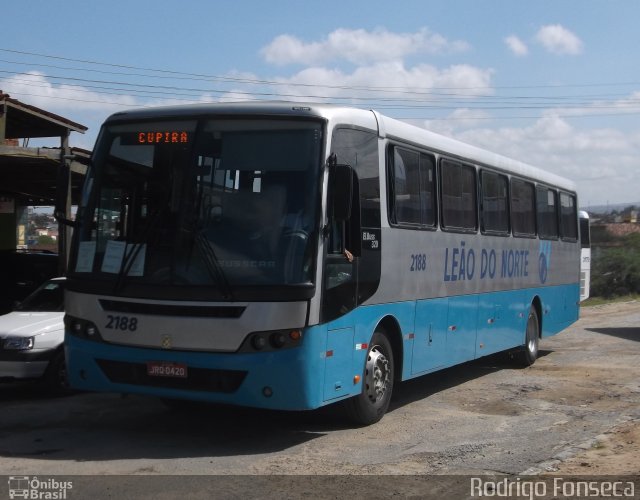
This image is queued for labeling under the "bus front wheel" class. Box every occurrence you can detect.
[344,331,394,425]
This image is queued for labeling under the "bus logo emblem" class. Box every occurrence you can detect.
[161,335,172,349]
[539,241,552,284]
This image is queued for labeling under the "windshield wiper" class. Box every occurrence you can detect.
[112,204,165,294]
[194,231,234,300]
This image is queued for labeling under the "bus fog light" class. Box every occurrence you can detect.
[270,332,286,349]
[262,386,273,398]
[252,335,266,350]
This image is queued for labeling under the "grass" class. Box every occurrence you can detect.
[582,295,640,307]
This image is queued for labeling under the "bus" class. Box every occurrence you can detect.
[579,211,591,301]
[62,102,581,425]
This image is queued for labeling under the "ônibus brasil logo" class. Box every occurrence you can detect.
[8,476,73,499]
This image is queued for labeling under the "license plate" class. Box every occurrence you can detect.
[146,361,188,378]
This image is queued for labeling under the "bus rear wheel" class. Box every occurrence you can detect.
[344,331,394,425]
[516,305,540,367]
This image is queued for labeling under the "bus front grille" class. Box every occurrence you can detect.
[96,359,247,393]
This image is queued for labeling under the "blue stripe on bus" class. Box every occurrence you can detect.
[66,282,579,412]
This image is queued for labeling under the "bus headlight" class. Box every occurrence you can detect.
[65,315,103,341]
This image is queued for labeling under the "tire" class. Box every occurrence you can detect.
[516,305,540,367]
[43,349,71,395]
[344,331,394,425]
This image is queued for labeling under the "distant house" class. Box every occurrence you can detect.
[35,227,58,241]
[624,210,638,223]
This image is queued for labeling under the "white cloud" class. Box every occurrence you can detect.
[261,27,470,66]
[0,71,137,113]
[535,25,583,55]
[514,91,640,123]
[252,62,494,103]
[453,114,640,206]
[504,35,528,57]
[422,108,493,136]
[0,72,143,148]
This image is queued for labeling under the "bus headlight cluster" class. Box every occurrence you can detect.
[65,315,102,341]
[242,329,303,353]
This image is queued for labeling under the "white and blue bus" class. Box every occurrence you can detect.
[63,102,581,424]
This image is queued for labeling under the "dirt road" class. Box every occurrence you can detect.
[1,301,638,483]
[539,302,640,477]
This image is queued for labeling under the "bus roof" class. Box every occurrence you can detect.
[104,101,576,192]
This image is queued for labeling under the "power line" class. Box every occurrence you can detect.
[6,89,640,122]
[2,46,640,123]
[3,46,640,94]
[4,70,640,111]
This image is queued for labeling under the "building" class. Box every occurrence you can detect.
[0,91,89,270]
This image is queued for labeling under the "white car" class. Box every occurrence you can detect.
[0,277,67,392]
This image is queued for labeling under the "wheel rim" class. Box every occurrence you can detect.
[526,312,539,357]
[365,345,390,403]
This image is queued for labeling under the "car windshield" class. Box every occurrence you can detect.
[71,118,323,298]
[17,280,65,312]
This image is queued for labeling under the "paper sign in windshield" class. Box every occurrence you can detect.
[76,241,96,272]
[101,241,146,276]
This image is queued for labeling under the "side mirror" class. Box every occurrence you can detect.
[330,163,353,222]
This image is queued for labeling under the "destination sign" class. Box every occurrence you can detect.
[121,131,190,145]
[138,131,189,144]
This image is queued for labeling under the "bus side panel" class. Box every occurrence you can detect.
[411,297,448,375]
[323,327,354,401]
[476,289,528,357]
[532,283,580,338]
[321,301,416,396]
[446,295,479,365]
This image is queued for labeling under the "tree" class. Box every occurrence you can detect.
[591,233,640,297]
[37,235,56,245]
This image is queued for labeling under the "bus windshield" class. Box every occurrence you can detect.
[71,118,323,298]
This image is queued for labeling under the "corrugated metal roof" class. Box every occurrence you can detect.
[1,90,87,138]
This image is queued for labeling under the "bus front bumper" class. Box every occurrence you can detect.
[64,332,329,411]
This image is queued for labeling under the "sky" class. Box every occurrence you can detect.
[2,0,639,208]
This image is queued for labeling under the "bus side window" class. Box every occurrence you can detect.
[536,186,559,239]
[480,170,509,234]
[440,159,477,231]
[560,192,578,241]
[511,179,536,237]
